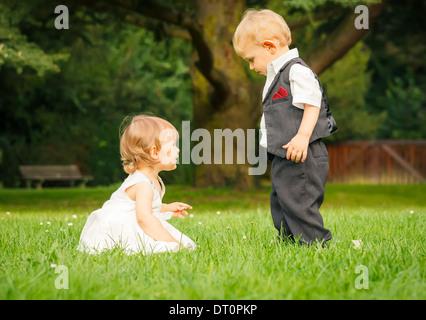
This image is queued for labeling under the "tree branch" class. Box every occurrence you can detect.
[124,13,191,40]
[87,0,196,32]
[287,8,344,30]
[305,1,387,75]
[104,0,230,102]
[131,1,195,30]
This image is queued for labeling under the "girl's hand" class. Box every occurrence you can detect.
[167,202,192,219]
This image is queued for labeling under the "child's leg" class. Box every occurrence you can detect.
[270,183,294,242]
[271,139,332,245]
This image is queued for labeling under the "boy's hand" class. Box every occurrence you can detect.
[283,133,310,163]
[282,104,319,163]
[167,202,192,219]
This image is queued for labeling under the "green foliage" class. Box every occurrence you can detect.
[53,24,192,185]
[375,75,425,139]
[319,42,386,141]
[0,8,192,187]
[0,1,68,75]
[280,0,380,10]
[364,0,426,139]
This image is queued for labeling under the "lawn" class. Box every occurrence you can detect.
[0,183,424,300]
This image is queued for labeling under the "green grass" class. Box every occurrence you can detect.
[0,184,425,299]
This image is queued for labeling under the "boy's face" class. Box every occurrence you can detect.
[238,40,278,76]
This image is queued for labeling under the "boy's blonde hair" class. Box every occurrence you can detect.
[119,114,178,174]
[233,9,292,56]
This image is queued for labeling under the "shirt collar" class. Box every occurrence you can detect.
[267,48,299,76]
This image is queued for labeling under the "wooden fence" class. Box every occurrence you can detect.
[327,140,426,184]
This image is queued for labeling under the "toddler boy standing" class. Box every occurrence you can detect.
[233,9,337,245]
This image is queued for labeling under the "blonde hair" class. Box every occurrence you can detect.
[233,9,292,56]
[119,114,178,174]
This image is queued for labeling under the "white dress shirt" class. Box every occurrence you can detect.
[259,48,322,149]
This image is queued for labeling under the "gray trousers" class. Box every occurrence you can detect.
[268,139,332,245]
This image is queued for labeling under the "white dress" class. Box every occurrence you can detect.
[78,171,196,255]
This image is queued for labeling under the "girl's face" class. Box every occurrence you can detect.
[157,128,180,171]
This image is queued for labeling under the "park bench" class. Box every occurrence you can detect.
[19,165,93,189]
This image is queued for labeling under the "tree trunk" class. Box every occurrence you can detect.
[189,0,261,189]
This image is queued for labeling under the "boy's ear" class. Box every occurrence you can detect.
[263,40,277,53]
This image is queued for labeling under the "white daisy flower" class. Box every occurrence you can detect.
[352,240,363,249]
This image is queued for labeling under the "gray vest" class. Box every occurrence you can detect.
[262,57,337,158]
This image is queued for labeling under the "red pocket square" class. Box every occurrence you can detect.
[272,86,288,100]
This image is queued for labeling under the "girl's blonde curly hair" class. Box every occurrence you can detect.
[119,114,178,174]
